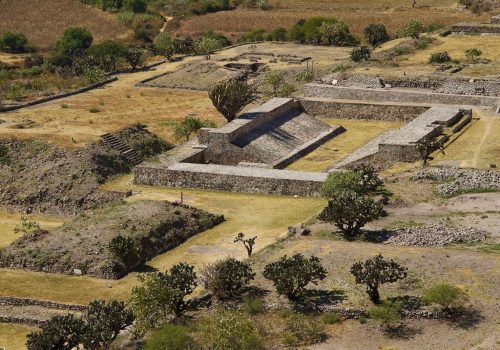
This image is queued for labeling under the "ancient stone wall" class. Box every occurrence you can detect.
[300,99,428,122]
[450,23,500,34]
[303,84,500,106]
[134,163,327,197]
[0,296,87,311]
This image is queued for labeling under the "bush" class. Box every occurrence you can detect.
[350,46,371,62]
[200,258,255,300]
[144,324,197,350]
[351,254,407,304]
[123,0,147,13]
[288,17,357,46]
[108,235,139,265]
[269,27,287,41]
[239,29,266,43]
[364,24,389,46]
[0,32,29,53]
[263,254,327,300]
[242,295,265,315]
[263,70,296,98]
[422,283,469,311]
[295,70,315,82]
[199,309,264,350]
[465,48,482,62]
[429,51,451,63]
[26,314,86,350]
[282,312,326,346]
[154,32,175,59]
[209,79,256,122]
[87,40,128,72]
[398,19,425,38]
[24,54,44,68]
[0,145,10,165]
[320,171,365,198]
[56,27,93,58]
[321,312,342,325]
[368,301,402,331]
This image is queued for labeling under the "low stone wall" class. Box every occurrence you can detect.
[451,23,500,34]
[303,84,500,107]
[0,296,87,311]
[0,77,118,113]
[300,99,428,122]
[134,163,327,196]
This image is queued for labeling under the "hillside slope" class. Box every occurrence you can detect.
[0,0,130,49]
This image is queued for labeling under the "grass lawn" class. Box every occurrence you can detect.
[0,176,324,304]
[287,118,403,171]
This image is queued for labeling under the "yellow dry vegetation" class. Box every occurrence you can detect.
[0,211,66,248]
[0,59,222,148]
[0,178,324,304]
[287,118,403,172]
[0,323,35,350]
[175,0,487,40]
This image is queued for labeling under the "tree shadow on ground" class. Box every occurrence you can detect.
[240,286,271,299]
[385,323,424,340]
[293,288,346,311]
[446,307,484,330]
[134,264,158,273]
[363,229,394,243]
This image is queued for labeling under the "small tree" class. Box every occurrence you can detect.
[234,232,257,257]
[318,191,384,238]
[416,136,444,165]
[465,48,482,63]
[125,46,146,70]
[56,27,93,58]
[200,258,255,300]
[154,32,175,60]
[351,254,407,304]
[364,24,389,46]
[428,51,451,64]
[174,114,216,141]
[422,283,469,312]
[398,19,424,38]
[0,32,28,53]
[87,40,128,72]
[208,79,256,122]
[26,314,86,350]
[82,299,134,350]
[164,262,198,313]
[108,235,139,265]
[194,37,223,60]
[320,171,365,198]
[123,0,147,13]
[263,254,327,300]
[318,21,350,45]
[352,163,384,193]
[129,272,184,331]
[263,70,297,98]
[350,46,371,62]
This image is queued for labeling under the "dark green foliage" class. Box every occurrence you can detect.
[144,324,198,350]
[320,171,365,198]
[26,314,86,350]
[351,254,407,304]
[422,283,469,311]
[321,312,342,325]
[0,145,10,165]
[209,79,256,122]
[239,29,266,43]
[125,46,146,69]
[82,299,134,350]
[108,235,139,265]
[234,232,257,257]
[368,301,402,331]
[165,262,198,297]
[263,254,327,300]
[0,32,29,53]
[429,51,451,63]
[398,19,425,38]
[173,36,195,54]
[56,27,93,59]
[123,0,147,12]
[263,70,296,98]
[364,24,389,46]
[269,27,288,41]
[465,48,482,62]
[319,191,384,238]
[288,17,357,46]
[174,114,216,141]
[200,258,255,300]
[242,295,265,315]
[154,32,175,59]
[350,46,371,62]
[86,40,128,72]
[24,54,44,68]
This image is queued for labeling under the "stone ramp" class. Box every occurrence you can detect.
[232,108,337,164]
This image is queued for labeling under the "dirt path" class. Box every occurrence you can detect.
[159,14,173,33]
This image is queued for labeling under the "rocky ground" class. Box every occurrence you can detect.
[0,200,223,279]
[0,125,170,215]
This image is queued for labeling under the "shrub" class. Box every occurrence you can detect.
[282,312,326,346]
[144,324,197,350]
[108,235,139,265]
[0,145,10,165]
[24,54,44,68]
[318,191,384,238]
[465,48,482,62]
[368,301,402,331]
[263,70,297,98]
[263,254,327,300]
[125,46,147,69]
[295,70,315,82]
[82,299,134,349]
[194,36,223,59]
[154,32,175,59]
[429,52,451,63]
[350,254,407,304]
[422,283,469,311]
[288,17,357,46]
[398,19,425,38]
[0,32,29,53]
[320,171,365,198]
[415,36,433,50]
[174,114,216,141]
[87,40,128,72]
[200,258,255,300]
[321,312,342,325]
[350,46,371,62]
[269,27,287,41]
[239,29,266,43]
[56,27,93,58]
[208,79,256,122]
[364,24,389,46]
[199,309,264,350]
[123,0,147,13]
[26,314,86,350]
[242,295,265,315]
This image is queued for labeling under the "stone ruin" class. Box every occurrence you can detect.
[451,14,500,35]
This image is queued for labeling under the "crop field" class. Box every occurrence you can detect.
[174,0,488,40]
[0,0,130,49]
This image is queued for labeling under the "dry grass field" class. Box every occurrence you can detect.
[0,0,130,49]
[174,0,489,40]
[0,323,35,350]
[287,118,404,172]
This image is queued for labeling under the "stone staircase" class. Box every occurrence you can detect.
[101,133,143,165]
[232,108,335,164]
